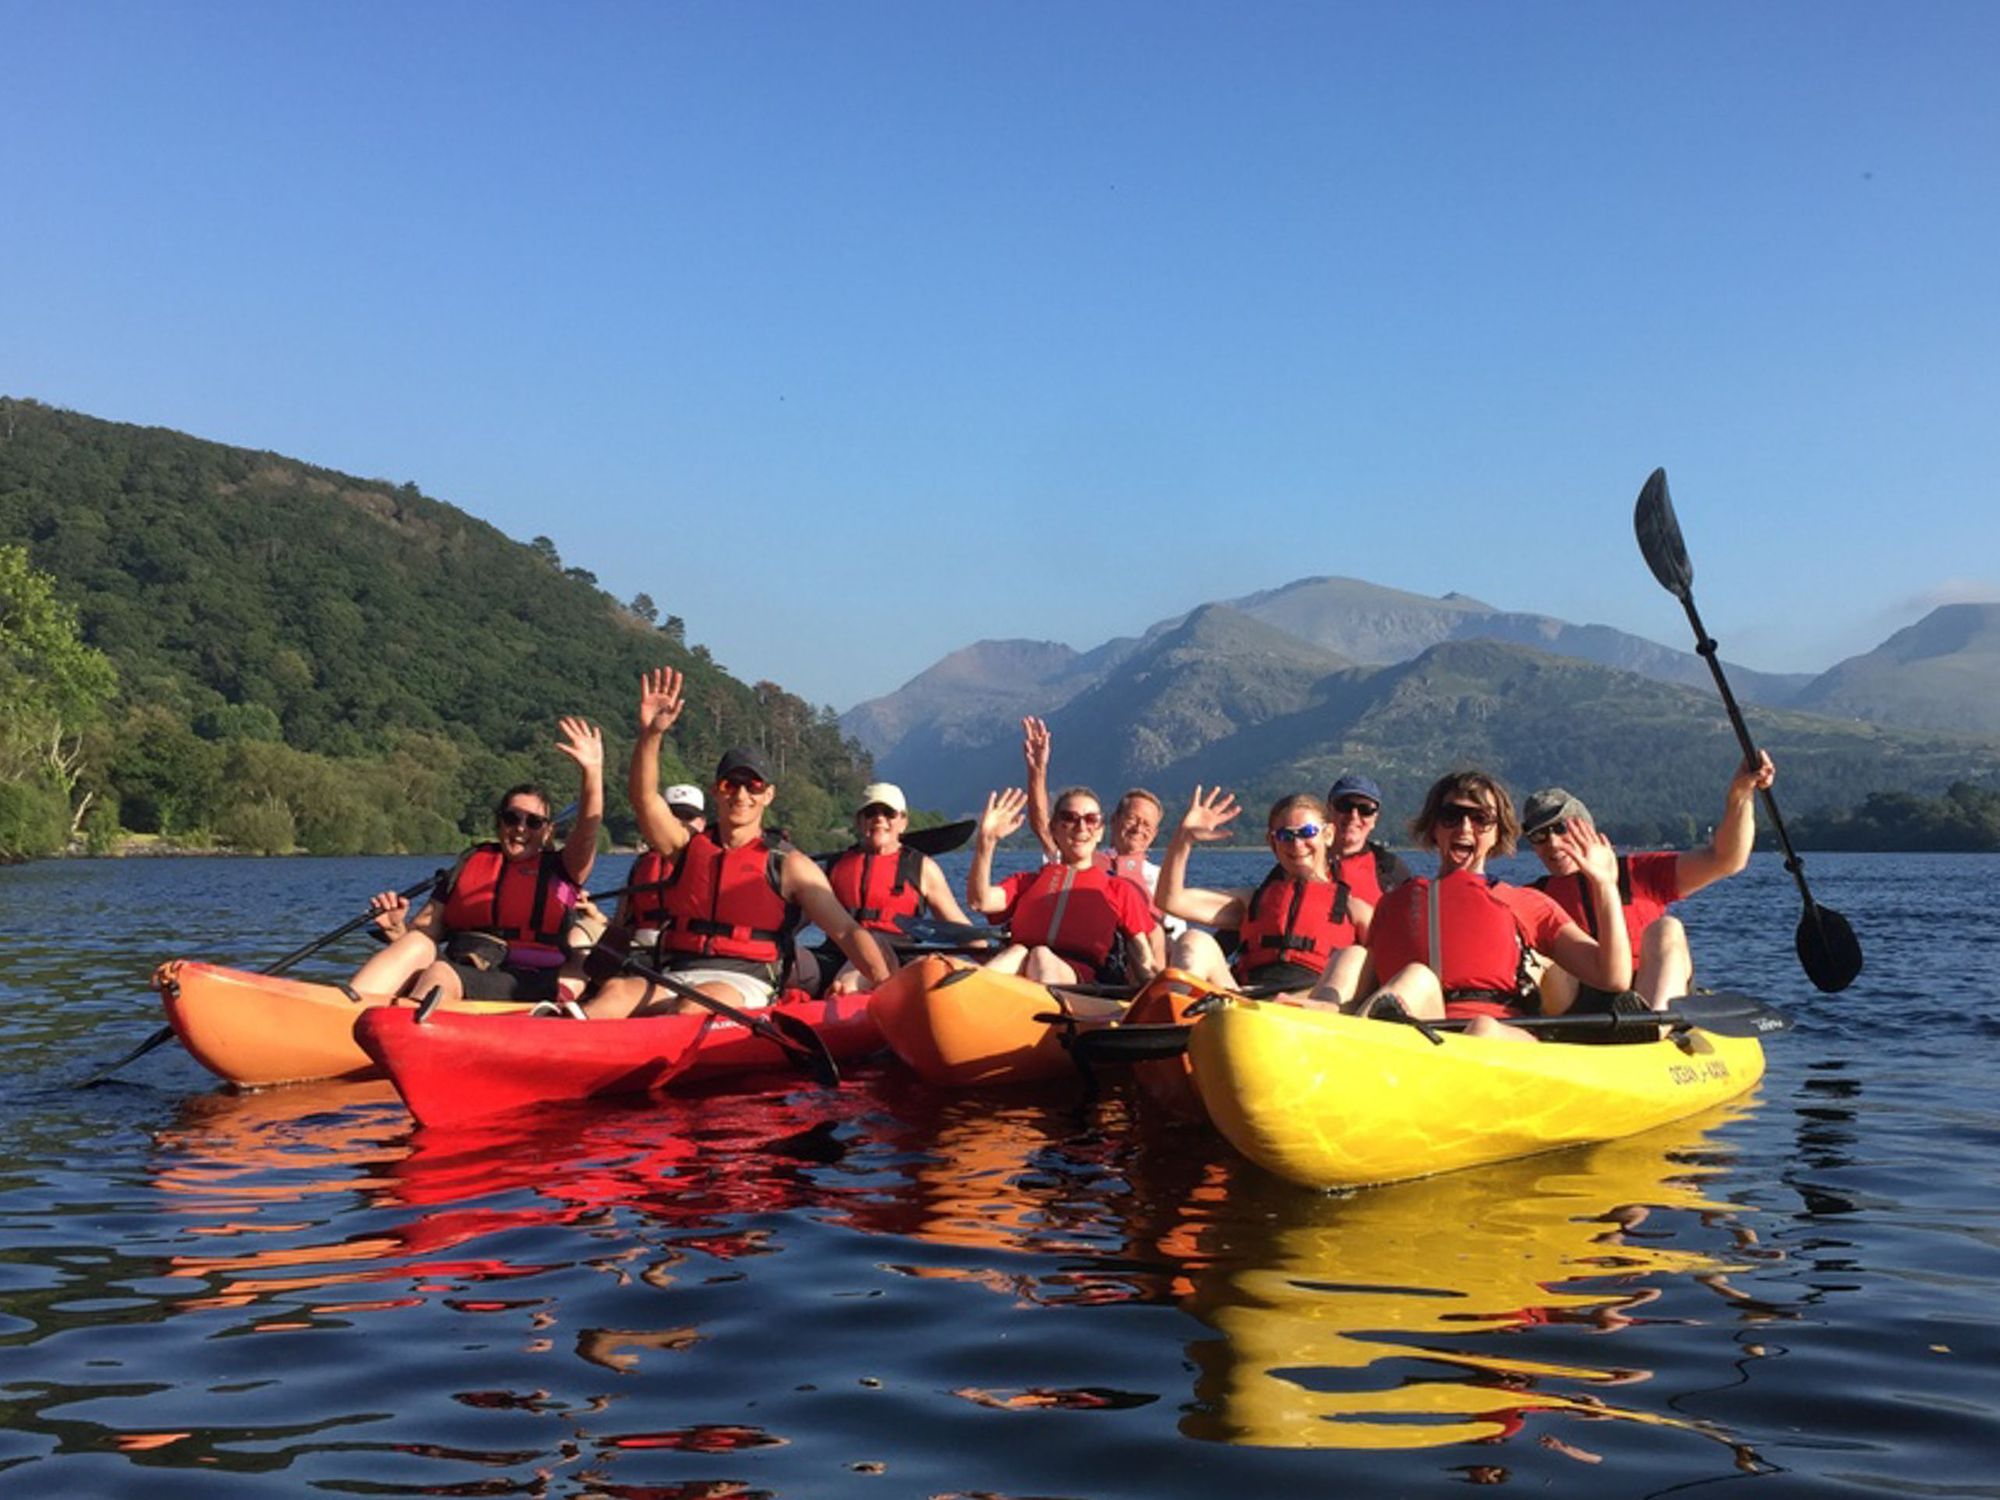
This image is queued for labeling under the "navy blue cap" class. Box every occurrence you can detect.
[1327,773,1383,808]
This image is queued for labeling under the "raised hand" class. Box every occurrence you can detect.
[1736,749,1776,795]
[638,667,685,736]
[1559,817,1619,888]
[980,787,1028,844]
[1180,784,1241,843]
[1021,716,1050,776]
[555,716,604,772]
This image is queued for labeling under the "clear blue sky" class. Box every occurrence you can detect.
[6,1,1996,710]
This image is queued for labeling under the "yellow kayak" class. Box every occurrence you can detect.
[1189,998,1765,1191]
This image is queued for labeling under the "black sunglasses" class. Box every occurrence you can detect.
[1436,803,1496,830]
[500,808,550,831]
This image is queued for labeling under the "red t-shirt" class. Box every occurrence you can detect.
[996,863,1156,977]
[1536,851,1681,954]
[1369,871,1572,994]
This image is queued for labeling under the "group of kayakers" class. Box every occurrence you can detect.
[348,663,1777,1043]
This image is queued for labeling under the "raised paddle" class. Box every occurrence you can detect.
[618,953,841,1089]
[75,866,449,1087]
[1635,467,1863,993]
[1067,990,1795,1064]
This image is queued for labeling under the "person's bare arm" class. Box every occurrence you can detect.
[1676,751,1775,896]
[787,852,892,985]
[1021,717,1059,860]
[968,788,1027,915]
[630,668,692,856]
[554,716,605,885]
[1156,785,1247,926]
[918,855,975,926]
[1543,824,1632,1002]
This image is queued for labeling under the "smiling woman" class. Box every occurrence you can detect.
[1313,768,1634,1043]
[966,782,1163,988]
[1154,787,1373,996]
[347,716,605,1005]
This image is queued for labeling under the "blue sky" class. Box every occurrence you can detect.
[6,1,1996,711]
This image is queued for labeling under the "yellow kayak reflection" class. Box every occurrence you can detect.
[1178,1106,1761,1451]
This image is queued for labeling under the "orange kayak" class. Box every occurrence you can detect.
[1119,970,1224,1123]
[152,959,524,1089]
[867,954,1125,1088]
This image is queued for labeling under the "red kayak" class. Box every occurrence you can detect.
[354,989,882,1128]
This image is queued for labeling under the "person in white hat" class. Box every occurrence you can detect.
[662,782,706,835]
[797,781,976,994]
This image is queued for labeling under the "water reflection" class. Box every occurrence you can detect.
[1171,1109,1776,1455]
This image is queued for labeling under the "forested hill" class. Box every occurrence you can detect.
[0,397,870,853]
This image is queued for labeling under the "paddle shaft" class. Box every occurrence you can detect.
[621,955,840,1088]
[1672,589,1819,910]
[1069,989,1792,1063]
[1636,468,1860,992]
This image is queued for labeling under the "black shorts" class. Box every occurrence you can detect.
[446,960,561,1003]
[1238,960,1323,992]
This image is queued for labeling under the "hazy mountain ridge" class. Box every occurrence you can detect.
[1790,603,2000,734]
[864,623,2000,844]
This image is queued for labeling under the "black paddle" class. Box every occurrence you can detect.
[1068,989,1795,1064]
[1635,468,1863,993]
[902,819,976,856]
[893,914,1003,949]
[76,867,449,1087]
[618,953,841,1089]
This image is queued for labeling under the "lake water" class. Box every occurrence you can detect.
[2,850,1996,1497]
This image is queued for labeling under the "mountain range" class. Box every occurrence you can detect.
[845,578,2000,839]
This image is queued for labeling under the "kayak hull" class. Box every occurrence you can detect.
[355,989,882,1128]
[153,959,522,1088]
[1119,969,1223,1123]
[1190,998,1766,1191]
[868,955,1119,1088]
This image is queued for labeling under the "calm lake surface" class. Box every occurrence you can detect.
[2,850,1996,1497]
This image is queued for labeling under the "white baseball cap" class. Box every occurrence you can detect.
[858,782,907,814]
[664,783,705,813]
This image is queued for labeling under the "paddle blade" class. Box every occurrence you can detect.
[770,1009,842,1088]
[74,1023,178,1088]
[903,819,976,857]
[1634,467,1695,599]
[1662,990,1795,1037]
[1797,904,1863,993]
[1068,1023,1193,1065]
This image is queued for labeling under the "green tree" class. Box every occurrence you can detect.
[0,543,119,851]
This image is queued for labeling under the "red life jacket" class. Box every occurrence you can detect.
[1373,870,1534,1018]
[440,843,576,966]
[822,845,926,934]
[1235,869,1357,978]
[625,848,674,928]
[1008,863,1127,973]
[654,828,797,966]
[1334,843,1406,906]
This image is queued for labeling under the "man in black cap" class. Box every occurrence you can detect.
[1325,772,1411,905]
[1520,751,1776,1012]
[583,666,889,1016]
